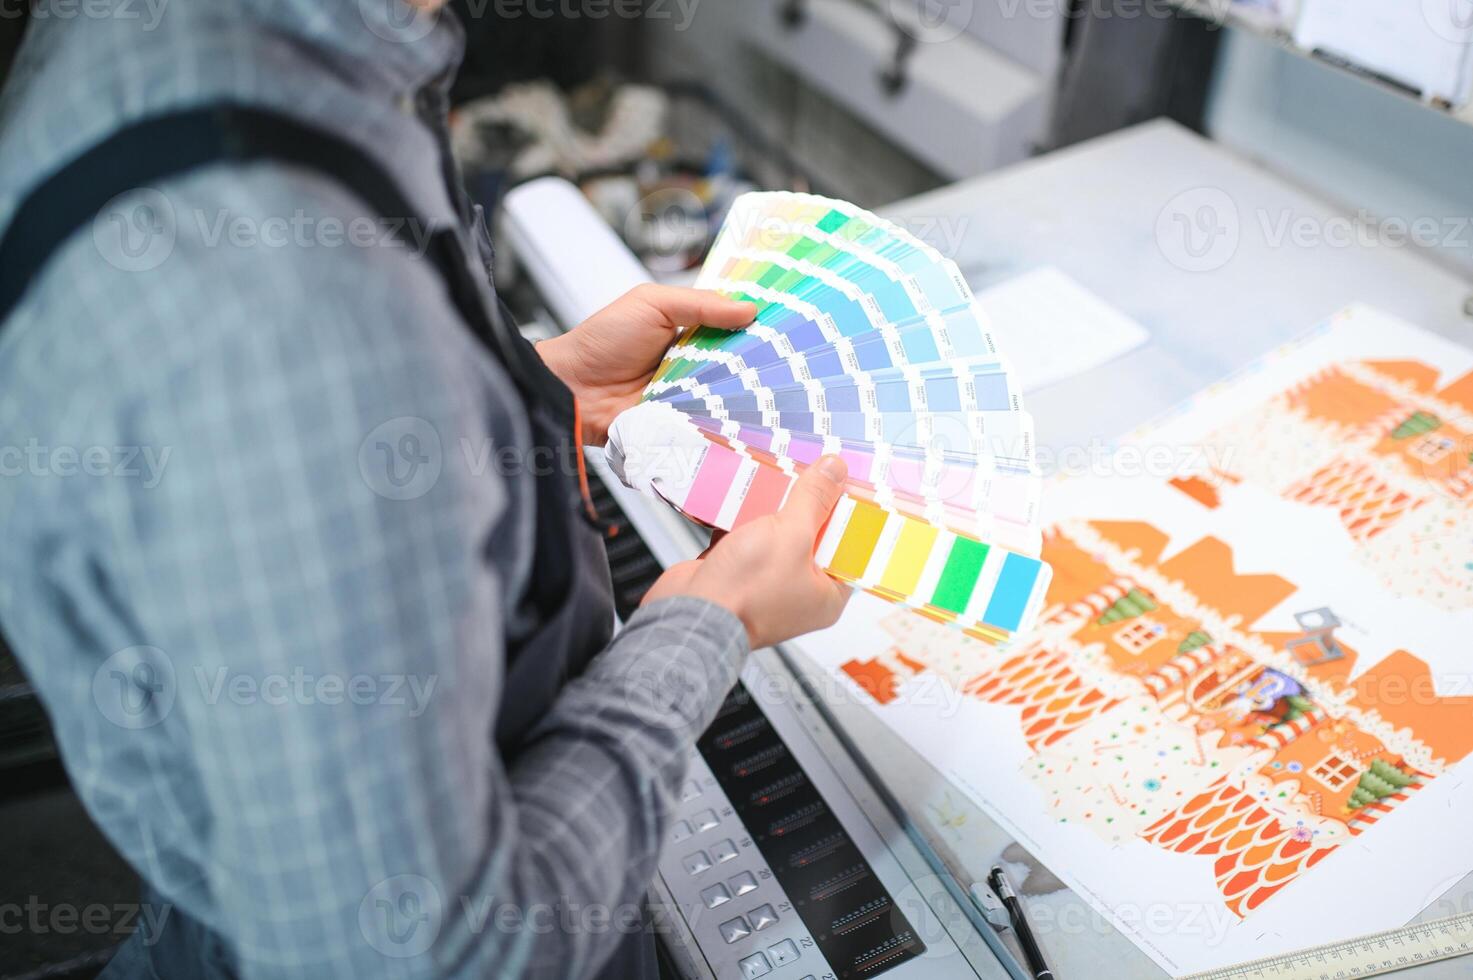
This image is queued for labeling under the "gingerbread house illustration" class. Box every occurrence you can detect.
[840,515,1473,919]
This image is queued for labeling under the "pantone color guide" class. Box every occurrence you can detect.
[606,192,1051,642]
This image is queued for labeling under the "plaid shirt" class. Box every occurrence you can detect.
[0,2,747,977]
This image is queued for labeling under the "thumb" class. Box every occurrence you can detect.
[779,455,848,535]
[632,284,757,331]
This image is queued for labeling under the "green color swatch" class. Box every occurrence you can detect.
[930,537,989,613]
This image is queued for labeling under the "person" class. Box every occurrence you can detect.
[0,2,850,977]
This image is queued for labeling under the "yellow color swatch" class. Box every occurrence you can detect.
[828,500,889,581]
[878,519,939,596]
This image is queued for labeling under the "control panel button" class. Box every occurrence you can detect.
[691,808,719,832]
[768,939,800,966]
[719,916,751,944]
[679,780,702,802]
[738,952,772,978]
[700,883,732,909]
[729,871,759,896]
[669,820,692,843]
[711,838,739,864]
[680,851,711,876]
[748,904,778,931]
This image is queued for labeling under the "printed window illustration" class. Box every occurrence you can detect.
[1114,619,1166,655]
[1309,750,1360,792]
[1407,433,1454,465]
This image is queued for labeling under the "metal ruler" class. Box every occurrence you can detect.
[1184,913,1473,980]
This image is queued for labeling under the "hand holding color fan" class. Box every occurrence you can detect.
[606,192,1051,644]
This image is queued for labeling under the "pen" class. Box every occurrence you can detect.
[989,865,1054,980]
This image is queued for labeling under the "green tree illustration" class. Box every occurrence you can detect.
[1098,588,1157,625]
[1369,758,1415,788]
[1277,694,1314,726]
[1177,629,1213,654]
[1347,758,1417,809]
[1391,411,1441,440]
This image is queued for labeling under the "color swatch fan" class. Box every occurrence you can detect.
[607,192,1051,643]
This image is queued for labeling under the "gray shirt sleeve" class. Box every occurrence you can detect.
[90,192,749,977]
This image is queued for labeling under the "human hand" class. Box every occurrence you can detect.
[642,455,854,649]
[537,284,756,446]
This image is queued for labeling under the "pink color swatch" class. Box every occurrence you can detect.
[683,443,742,523]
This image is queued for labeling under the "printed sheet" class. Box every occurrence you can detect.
[791,304,1473,975]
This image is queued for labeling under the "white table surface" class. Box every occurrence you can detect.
[784,118,1473,980]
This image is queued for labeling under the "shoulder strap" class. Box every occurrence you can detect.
[0,103,572,424]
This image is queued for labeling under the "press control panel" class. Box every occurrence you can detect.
[578,453,983,980]
[656,683,932,980]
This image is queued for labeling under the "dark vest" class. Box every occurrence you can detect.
[0,104,648,979]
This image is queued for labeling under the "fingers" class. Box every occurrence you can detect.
[779,455,848,535]
[631,284,756,331]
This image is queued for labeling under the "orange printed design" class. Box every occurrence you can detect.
[962,649,1119,751]
[1281,365,1401,432]
[837,345,1473,921]
[1173,356,1473,609]
[1141,780,1338,917]
[1169,474,1223,509]
[1282,457,1426,541]
[839,516,1471,919]
[841,656,909,705]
